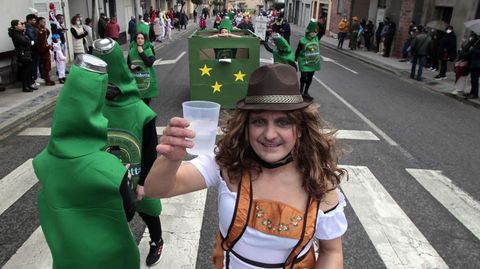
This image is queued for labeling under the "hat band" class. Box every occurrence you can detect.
[245,94,304,104]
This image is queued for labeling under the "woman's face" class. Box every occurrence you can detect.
[248,111,298,163]
[136,34,145,45]
[16,22,25,31]
[220,28,229,34]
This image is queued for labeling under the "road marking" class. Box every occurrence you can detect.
[153,51,186,65]
[406,169,480,240]
[0,159,37,215]
[314,76,398,146]
[138,190,207,268]
[321,56,359,74]
[19,127,379,141]
[340,165,449,269]
[2,227,52,269]
[260,58,274,64]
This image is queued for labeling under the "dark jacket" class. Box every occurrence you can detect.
[98,17,107,38]
[237,22,254,32]
[8,27,32,60]
[411,33,431,56]
[25,24,38,44]
[438,32,457,60]
[128,19,136,35]
[468,41,480,69]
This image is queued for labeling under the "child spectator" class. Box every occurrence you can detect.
[52,34,66,83]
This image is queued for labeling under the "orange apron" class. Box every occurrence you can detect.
[212,173,320,269]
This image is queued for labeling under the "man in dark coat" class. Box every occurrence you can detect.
[435,25,457,80]
[25,13,39,86]
[410,26,431,81]
[128,16,136,43]
[98,13,107,38]
[382,17,396,57]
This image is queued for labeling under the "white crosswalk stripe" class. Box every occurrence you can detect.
[0,159,37,215]
[2,227,52,269]
[18,127,380,141]
[340,165,449,269]
[406,169,480,240]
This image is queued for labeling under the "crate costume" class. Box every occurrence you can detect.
[33,54,139,269]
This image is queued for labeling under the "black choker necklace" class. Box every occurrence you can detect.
[250,150,294,169]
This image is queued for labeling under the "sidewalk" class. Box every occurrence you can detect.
[0,21,199,139]
[289,23,480,107]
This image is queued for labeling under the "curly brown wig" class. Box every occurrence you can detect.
[215,104,347,201]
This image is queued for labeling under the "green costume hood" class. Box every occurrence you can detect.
[135,22,153,48]
[306,19,318,38]
[47,58,109,158]
[218,18,233,32]
[93,38,140,106]
[272,34,295,64]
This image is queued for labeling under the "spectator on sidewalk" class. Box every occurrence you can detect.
[272,13,291,44]
[128,16,136,43]
[337,16,349,50]
[70,15,87,59]
[180,11,188,30]
[435,25,457,80]
[193,9,197,23]
[8,19,35,92]
[51,34,66,83]
[409,26,431,82]
[465,33,480,99]
[375,21,384,53]
[400,21,416,61]
[51,14,67,46]
[97,13,107,38]
[382,17,396,57]
[84,18,94,54]
[349,17,360,50]
[199,15,206,30]
[25,13,39,87]
[317,17,326,40]
[36,17,55,86]
[454,33,477,94]
[364,20,374,51]
[153,12,163,42]
[105,16,120,41]
[427,29,440,71]
[237,16,254,32]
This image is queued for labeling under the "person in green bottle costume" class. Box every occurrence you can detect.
[93,38,164,267]
[33,54,139,269]
[128,32,158,105]
[264,32,297,70]
[295,19,321,98]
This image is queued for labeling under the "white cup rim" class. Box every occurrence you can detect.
[182,100,221,109]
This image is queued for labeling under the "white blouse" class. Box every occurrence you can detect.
[188,155,348,268]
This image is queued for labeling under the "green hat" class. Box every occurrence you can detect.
[93,38,140,106]
[306,19,318,33]
[218,18,233,32]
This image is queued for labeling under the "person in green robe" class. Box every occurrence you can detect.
[33,54,140,269]
[264,33,297,70]
[295,19,321,98]
[93,38,164,267]
[128,32,158,104]
[211,18,240,59]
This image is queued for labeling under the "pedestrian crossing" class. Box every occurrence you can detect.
[2,131,480,268]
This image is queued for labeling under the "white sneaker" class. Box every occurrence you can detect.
[34,82,40,87]
[36,78,45,83]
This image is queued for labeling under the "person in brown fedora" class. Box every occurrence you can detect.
[145,64,348,269]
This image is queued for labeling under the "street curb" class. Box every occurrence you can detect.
[0,89,59,140]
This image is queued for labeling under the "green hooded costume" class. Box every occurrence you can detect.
[33,54,140,269]
[272,34,296,66]
[93,38,162,217]
[296,20,321,72]
[133,21,154,50]
[215,18,237,59]
[128,37,159,99]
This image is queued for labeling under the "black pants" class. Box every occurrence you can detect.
[338,32,346,49]
[439,59,448,76]
[20,59,32,88]
[138,212,163,243]
[300,71,315,94]
[470,67,480,97]
[31,51,39,83]
[383,37,393,57]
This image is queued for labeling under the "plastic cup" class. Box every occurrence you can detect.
[182,101,221,156]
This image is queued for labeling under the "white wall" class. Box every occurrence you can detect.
[1,0,36,53]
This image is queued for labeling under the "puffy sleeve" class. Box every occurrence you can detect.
[187,154,221,188]
[314,189,348,240]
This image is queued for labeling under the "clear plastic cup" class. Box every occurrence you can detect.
[182,101,221,156]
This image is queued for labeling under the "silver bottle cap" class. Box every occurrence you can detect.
[92,38,116,54]
[74,54,107,74]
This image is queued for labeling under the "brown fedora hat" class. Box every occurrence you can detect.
[236,64,312,111]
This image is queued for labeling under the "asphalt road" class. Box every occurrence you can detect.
[1,26,479,269]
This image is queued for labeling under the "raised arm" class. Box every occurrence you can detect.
[144,117,208,198]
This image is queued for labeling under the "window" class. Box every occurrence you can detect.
[337,0,345,14]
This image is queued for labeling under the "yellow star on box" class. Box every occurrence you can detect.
[211,81,222,93]
[199,64,212,76]
[233,70,246,81]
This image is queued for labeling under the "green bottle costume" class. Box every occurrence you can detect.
[297,20,321,72]
[128,39,159,99]
[272,34,295,65]
[33,54,140,269]
[93,39,162,217]
[134,21,154,50]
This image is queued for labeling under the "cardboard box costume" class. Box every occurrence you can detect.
[33,55,140,269]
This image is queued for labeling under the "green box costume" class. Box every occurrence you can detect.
[128,39,159,99]
[33,55,140,269]
[93,39,162,217]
